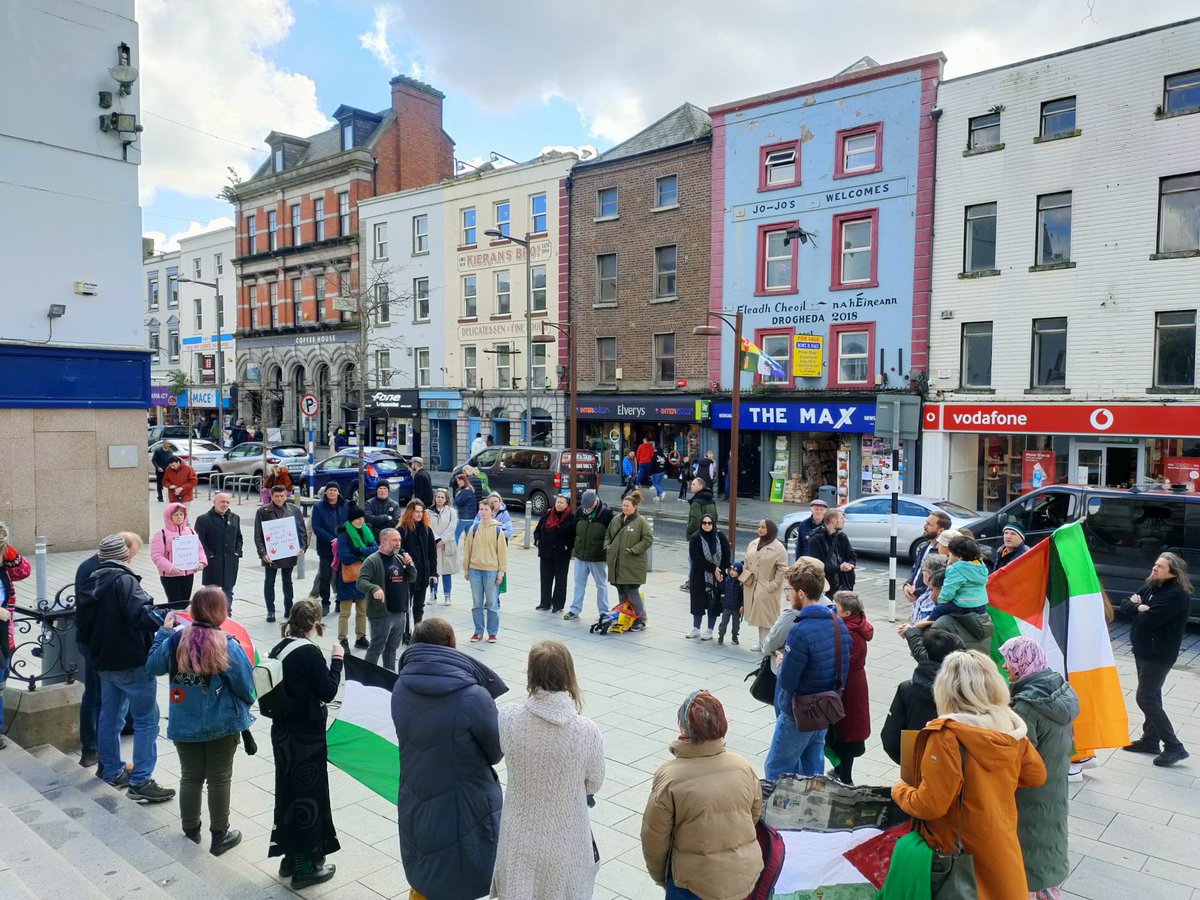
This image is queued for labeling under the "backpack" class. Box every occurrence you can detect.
[253,638,317,719]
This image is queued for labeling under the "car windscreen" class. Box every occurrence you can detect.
[935,500,979,519]
[371,458,409,476]
[272,446,308,457]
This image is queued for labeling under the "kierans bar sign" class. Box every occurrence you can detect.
[924,403,1200,438]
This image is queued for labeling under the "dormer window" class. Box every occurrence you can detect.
[273,147,284,173]
[341,121,353,151]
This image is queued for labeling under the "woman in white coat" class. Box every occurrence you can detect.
[429,488,459,605]
[492,641,604,900]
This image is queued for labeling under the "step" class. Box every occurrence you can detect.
[29,743,294,899]
[0,805,108,900]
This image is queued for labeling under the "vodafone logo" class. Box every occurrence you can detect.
[925,409,938,425]
[1089,408,1114,431]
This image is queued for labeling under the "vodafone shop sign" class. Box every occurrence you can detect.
[923,403,1200,438]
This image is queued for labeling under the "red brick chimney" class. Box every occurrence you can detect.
[375,74,454,194]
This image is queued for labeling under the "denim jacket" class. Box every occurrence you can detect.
[145,627,255,742]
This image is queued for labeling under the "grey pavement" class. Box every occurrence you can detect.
[25,490,1200,899]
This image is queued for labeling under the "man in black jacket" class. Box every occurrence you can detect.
[78,534,175,803]
[1120,553,1192,767]
[195,492,242,615]
[365,482,401,532]
[880,630,965,764]
[806,508,857,597]
[410,457,434,508]
[151,441,175,501]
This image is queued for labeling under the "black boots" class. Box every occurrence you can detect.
[210,829,242,856]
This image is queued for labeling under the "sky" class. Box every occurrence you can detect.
[140,0,1198,251]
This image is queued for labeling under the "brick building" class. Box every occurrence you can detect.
[230,75,453,443]
[567,103,712,482]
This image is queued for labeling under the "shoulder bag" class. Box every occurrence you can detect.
[746,655,777,706]
[924,741,977,899]
[789,610,846,730]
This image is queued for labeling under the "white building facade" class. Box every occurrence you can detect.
[0,0,148,549]
[922,18,1200,511]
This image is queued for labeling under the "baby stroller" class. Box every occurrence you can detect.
[590,598,638,634]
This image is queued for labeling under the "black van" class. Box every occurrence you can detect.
[967,486,1200,620]
[452,446,600,516]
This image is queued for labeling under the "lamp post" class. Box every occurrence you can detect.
[178,277,225,439]
[693,309,744,549]
[484,228,534,445]
[532,321,577,506]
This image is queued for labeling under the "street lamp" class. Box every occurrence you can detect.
[484,228,534,445]
[693,309,744,549]
[532,322,577,507]
[178,277,225,439]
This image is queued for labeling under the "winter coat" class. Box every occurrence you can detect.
[335,525,378,600]
[462,521,508,573]
[604,511,653,586]
[641,739,763,900]
[906,539,938,592]
[0,550,30,663]
[492,691,605,900]
[994,542,1028,570]
[1121,580,1191,663]
[311,495,349,557]
[880,660,941,764]
[688,530,730,617]
[838,612,874,743]
[253,501,308,570]
[150,503,208,577]
[794,514,823,559]
[194,507,242,590]
[80,562,163,671]
[392,643,507,900]
[430,504,460,576]
[413,468,434,508]
[940,559,989,608]
[685,489,718,539]
[364,495,400,532]
[162,461,198,503]
[151,444,174,471]
[721,566,744,613]
[573,502,614,562]
[534,509,575,561]
[777,604,852,709]
[453,484,478,522]
[145,626,255,742]
[904,608,994,660]
[806,527,857,594]
[1011,669,1080,892]
[893,716,1047,900]
[738,537,788,628]
[356,550,417,618]
[621,456,634,479]
[402,520,438,584]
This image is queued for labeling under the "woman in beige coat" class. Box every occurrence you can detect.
[739,519,788,651]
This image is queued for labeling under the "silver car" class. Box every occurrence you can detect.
[147,440,225,478]
[210,442,309,480]
[781,495,980,561]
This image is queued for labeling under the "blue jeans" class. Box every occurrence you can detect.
[636,462,650,486]
[468,569,500,636]
[569,560,609,616]
[455,519,471,544]
[666,873,702,899]
[650,472,665,497]
[764,711,826,780]
[77,643,102,756]
[98,666,160,786]
[431,574,453,597]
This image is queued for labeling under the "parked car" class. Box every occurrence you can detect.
[450,446,600,516]
[311,448,413,503]
[210,442,309,481]
[147,424,190,447]
[967,485,1200,619]
[781,494,979,561]
[147,439,224,478]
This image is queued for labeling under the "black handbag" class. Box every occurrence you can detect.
[746,655,777,706]
[789,611,846,730]
[922,742,977,899]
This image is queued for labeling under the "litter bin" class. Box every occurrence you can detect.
[818,485,837,507]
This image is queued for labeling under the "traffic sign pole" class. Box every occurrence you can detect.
[306,415,315,499]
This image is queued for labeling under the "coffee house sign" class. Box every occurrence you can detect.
[457,239,553,272]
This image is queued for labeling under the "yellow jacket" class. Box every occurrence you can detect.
[462,520,507,574]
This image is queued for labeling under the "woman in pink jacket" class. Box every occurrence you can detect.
[151,502,207,608]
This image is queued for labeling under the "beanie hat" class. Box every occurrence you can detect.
[936,528,962,548]
[98,534,130,562]
[1002,523,1026,539]
[347,504,367,522]
[581,489,598,511]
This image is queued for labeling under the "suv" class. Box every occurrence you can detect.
[968,486,1200,619]
[210,442,309,481]
[147,424,190,446]
[452,446,599,516]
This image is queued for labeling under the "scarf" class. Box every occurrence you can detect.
[544,507,567,531]
[345,521,375,551]
[999,636,1047,681]
[698,529,721,592]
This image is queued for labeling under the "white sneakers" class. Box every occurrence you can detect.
[700,629,713,641]
[685,627,701,639]
[443,597,452,605]
[749,643,762,653]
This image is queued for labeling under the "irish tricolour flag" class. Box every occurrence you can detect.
[986,521,1128,751]
[327,654,400,801]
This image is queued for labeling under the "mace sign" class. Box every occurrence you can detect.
[924,403,1200,438]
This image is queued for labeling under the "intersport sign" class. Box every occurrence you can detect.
[923,403,1200,438]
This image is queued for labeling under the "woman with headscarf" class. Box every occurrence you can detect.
[685,514,729,641]
[738,519,788,652]
[1000,637,1080,900]
[640,691,763,900]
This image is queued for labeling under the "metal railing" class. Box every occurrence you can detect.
[9,584,80,691]
[207,473,262,504]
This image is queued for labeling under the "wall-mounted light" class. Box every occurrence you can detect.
[48,304,67,319]
[110,42,138,95]
[98,91,113,109]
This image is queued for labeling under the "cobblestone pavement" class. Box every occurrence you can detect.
[31,493,1200,899]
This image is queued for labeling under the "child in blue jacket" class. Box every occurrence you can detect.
[718,560,744,645]
[921,534,989,625]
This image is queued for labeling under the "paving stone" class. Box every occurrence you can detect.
[1066,856,1193,900]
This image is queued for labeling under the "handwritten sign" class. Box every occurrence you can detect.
[171,534,201,571]
[261,516,300,562]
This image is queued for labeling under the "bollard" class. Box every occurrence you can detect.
[34,535,47,604]
[646,516,654,573]
[524,505,532,550]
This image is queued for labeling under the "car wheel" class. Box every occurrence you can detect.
[784,523,800,549]
[528,491,549,517]
[347,485,358,504]
[908,538,924,562]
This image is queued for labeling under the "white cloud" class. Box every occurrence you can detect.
[144,217,236,254]
[359,5,397,72]
[384,0,1200,143]
[137,0,331,204]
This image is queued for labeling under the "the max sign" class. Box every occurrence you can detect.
[710,402,876,433]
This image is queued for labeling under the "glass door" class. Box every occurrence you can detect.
[1070,442,1144,488]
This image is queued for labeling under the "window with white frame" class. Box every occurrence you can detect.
[1164,70,1200,117]
[413,214,429,254]
[167,267,179,307]
[653,333,675,382]
[462,274,477,318]
[596,254,617,305]
[655,175,678,208]
[375,283,390,324]
[147,272,159,309]
[530,265,547,312]
[530,193,547,233]
[834,213,875,286]
[839,126,880,175]
[596,337,616,383]
[415,348,430,387]
[1031,317,1067,387]
[531,343,547,389]
[413,277,430,322]
[314,278,325,322]
[463,346,477,388]
[167,321,180,362]
[1158,173,1199,254]
[597,187,618,219]
[495,270,511,315]
[654,245,677,299]
[338,192,350,237]
[968,113,1001,151]
[192,257,202,279]
[1035,192,1072,264]
[961,322,993,387]
[835,328,870,385]
[1154,311,1196,387]
[964,203,997,272]
[341,121,354,151]
[148,323,160,363]
[763,229,792,291]
[214,252,223,275]
[495,344,512,388]
[247,285,257,329]
[763,145,798,187]
[1039,97,1076,139]
[313,198,325,241]
[376,349,392,387]
[494,201,510,238]
[462,207,476,246]
[291,278,302,325]
[193,298,203,332]
[273,147,284,173]
[289,204,301,245]
[267,210,278,251]
[373,222,388,259]
[246,215,257,253]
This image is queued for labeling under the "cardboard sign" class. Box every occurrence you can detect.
[261,516,300,561]
[171,534,201,571]
[900,730,920,785]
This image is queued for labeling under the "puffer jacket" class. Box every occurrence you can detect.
[1011,669,1080,892]
[880,660,941,764]
[150,503,208,577]
[604,511,653,586]
[392,643,508,900]
[940,558,989,608]
[573,502,614,562]
[905,607,994,660]
[311,495,349,557]
[777,604,852,710]
[453,485,478,522]
[641,739,763,900]
[364,495,400,532]
[145,626,255,742]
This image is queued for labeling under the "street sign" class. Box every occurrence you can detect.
[300,393,320,417]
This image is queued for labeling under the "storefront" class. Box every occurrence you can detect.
[573,394,705,483]
[149,385,178,424]
[709,399,893,503]
[420,391,463,471]
[364,389,419,455]
[922,402,1200,512]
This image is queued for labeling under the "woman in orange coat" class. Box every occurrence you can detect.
[892,649,1047,900]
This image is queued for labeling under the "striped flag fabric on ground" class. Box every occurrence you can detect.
[327,654,400,802]
[986,521,1128,751]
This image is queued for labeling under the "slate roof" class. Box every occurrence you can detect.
[577,102,711,168]
[248,107,392,181]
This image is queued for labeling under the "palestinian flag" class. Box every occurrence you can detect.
[327,654,400,801]
[739,336,787,380]
[986,521,1128,751]
[773,828,882,898]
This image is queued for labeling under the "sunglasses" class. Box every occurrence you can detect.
[701,520,714,527]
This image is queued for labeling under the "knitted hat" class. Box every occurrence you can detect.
[347,504,367,523]
[1002,523,1026,539]
[97,534,130,562]
[936,528,962,548]
[581,489,598,511]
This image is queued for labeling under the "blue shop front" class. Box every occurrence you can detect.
[420,391,464,471]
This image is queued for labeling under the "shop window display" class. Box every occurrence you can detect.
[979,435,1069,512]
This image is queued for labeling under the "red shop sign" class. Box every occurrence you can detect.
[923,403,1200,438]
